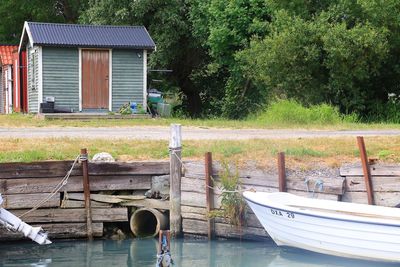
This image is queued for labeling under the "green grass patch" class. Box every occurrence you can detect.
[253,99,358,126]
[1,104,400,130]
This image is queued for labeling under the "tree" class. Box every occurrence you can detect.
[194,0,272,118]
[82,0,209,116]
[0,0,86,44]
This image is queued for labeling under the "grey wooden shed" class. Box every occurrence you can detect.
[18,21,156,113]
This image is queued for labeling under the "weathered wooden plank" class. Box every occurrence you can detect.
[342,191,400,207]
[182,164,345,195]
[0,161,169,179]
[181,205,207,215]
[0,161,81,179]
[119,198,169,210]
[0,223,103,240]
[182,219,268,240]
[88,161,170,176]
[0,175,151,194]
[182,175,344,196]
[61,199,112,208]
[345,176,400,192]
[66,193,146,204]
[182,210,263,229]
[11,208,128,223]
[2,193,59,209]
[181,191,221,208]
[340,165,400,176]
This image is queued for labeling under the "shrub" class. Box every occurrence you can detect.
[255,99,357,125]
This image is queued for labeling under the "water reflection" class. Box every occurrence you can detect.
[0,238,398,267]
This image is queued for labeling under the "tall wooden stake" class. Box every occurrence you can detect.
[81,148,93,240]
[169,124,182,238]
[205,152,214,240]
[278,152,287,192]
[357,136,375,205]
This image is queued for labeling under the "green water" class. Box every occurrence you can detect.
[0,238,397,267]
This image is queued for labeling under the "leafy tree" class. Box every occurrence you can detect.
[191,0,272,118]
[82,0,209,116]
[0,0,86,44]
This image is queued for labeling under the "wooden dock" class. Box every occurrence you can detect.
[1,157,400,242]
[0,160,169,241]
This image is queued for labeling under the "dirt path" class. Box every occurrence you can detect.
[1,126,400,140]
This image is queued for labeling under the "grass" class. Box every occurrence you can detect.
[2,136,400,169]
[2,100,400,130]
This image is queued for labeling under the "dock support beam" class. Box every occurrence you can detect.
[278,152,287,192]
[81,148,93,240]
[169,124,182,238]
[357,136,375,205]
[205,152,214,240]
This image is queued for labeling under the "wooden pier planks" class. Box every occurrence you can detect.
[12,208,128,223]
[0,160,170,179]
[1,193,60,209]
[184,161,345,195]
[0,223,104,240]
[340,165,400,207]
[0,160,170,241]
[0,175,151,194]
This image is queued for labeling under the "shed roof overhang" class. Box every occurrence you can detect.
[18,21,156,53]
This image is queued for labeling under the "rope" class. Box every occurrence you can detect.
[20,155,80,218]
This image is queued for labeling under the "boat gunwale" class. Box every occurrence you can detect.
[243,193,400,228]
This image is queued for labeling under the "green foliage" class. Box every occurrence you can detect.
[118,103,132,115]
[2,0,400,120]
[209,163,247,227]
[0,0,86,44]
[255,99,357,126]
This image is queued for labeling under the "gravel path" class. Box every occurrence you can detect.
[1,126,400,140]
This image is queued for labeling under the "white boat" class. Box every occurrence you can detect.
[243,191,400,262]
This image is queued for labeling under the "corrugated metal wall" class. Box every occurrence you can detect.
[27,45,39,113]
[112,49,143,112]
[42,47,79,111]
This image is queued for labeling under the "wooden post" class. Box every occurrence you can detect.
[169,124,182,238]
[80,148,93,240]
[357,136,375,205]
[205,152,214,240]
[278,152,286,192]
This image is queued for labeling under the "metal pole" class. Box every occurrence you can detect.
[205,152,214,239]
[357,136,375,205]
[169,124,182,238]
[278,152,287,192]
[81,148,93,240]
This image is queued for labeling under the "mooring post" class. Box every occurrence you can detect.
[357,136,375,205]
[278,152,287,192]
[80,148,93,240]
[205,152,215,240]
[169,124,182,238]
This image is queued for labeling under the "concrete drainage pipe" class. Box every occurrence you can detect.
[130,208,168,237]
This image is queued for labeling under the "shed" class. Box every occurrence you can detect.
[18,22,156,113]
[0,45,18,114]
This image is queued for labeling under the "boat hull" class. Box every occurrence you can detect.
[244,191,400,262]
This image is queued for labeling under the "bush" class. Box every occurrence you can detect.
[255,99,357,125]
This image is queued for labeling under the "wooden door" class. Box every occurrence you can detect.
[82,50,109,109]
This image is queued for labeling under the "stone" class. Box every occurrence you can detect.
[92,152,115,162]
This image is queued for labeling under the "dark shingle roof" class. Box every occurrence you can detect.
[26,22,156,50]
